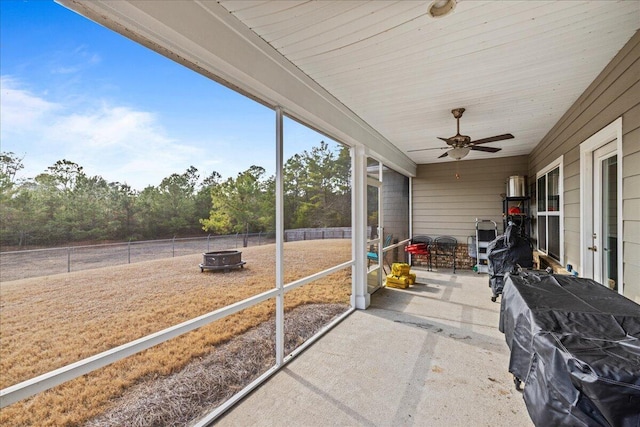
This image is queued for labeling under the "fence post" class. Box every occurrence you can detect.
[207,234,211,252]
[67,247,71,272]
[258,231,262,246]
[128,239,131,264]
[172,236,176,257]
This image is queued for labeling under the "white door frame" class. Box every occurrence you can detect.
[366,157,384,292]
[579,117,623,293]
[351,146,369,309]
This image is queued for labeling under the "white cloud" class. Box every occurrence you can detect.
[0,76,210,190]
[0,76,61,132]
[46,105,198,188]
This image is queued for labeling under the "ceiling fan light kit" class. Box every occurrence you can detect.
[448,147,470,160]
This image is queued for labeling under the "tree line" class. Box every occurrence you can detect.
[0,142,351,248]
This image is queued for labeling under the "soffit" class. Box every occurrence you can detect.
[217,0,639,164]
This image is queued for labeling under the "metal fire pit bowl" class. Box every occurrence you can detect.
[199,250,246,272]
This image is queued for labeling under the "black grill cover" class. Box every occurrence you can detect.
[488,225,534,275]
[487,225,533,297]
[500,271,640,427]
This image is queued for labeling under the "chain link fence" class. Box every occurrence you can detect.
[0,228,354,282]
[0,233,275,282]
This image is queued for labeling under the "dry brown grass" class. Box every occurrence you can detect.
[0,239,351,426]
[86,303,347,427]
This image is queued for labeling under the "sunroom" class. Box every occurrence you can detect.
[1,1,639,425]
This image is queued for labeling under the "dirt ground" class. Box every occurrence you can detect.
[0,239,352,426]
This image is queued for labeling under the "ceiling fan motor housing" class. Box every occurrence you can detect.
[450,134,471,147]
[452,107,465,118]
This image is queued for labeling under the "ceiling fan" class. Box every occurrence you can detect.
[409,108,514,160]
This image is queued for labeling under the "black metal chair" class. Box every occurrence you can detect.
[412,235,433,246]
[434,236,457,273]
[410,235,433,270]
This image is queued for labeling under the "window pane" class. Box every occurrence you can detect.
[381,167,410,266]
[603,156,618,290]
[367,157,380,180]
[547,167,560,211]
[282,117,352,279]
[382,167,409,243]
[538,215,547,252]
[548,216,560,260]
[537,176,546,212]
[367,184,379,240]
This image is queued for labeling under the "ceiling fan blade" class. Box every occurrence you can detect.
[438,152,449,158]
[407,147,448,153]
[471,133,514,145]
[470,145,501,153]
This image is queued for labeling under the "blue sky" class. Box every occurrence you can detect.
[1,0,333,190]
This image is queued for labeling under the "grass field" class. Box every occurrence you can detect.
[0,239,352,426]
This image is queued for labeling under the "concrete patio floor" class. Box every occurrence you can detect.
[215,268,534,426]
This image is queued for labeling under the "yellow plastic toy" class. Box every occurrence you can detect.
[386,263,417,289]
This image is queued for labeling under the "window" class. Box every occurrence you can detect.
[536,158,563,261]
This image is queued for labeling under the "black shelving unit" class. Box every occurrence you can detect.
[503,196,530,237]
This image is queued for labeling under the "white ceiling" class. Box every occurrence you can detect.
[216,0,639,164]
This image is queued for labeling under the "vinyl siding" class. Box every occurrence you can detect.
[528,30,640,301]
[413,155,529,243]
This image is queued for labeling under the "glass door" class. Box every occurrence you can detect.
[593,143,618,290]
[579,118,622,294]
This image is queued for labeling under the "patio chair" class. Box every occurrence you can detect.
[434,236,457,273]
[367,234,393,273]
[406,235,433,270]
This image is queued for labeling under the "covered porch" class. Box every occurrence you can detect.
[216,269,533,427]
[1,1,637,425]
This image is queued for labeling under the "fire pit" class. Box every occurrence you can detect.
[199,250,246,272]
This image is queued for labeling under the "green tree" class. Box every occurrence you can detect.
[0,152,27,246]
[201,165,273,246]
[136,185,163,238]
[107,182,139,240]
[0,140,351,247]
[0,152,24,194]
[283,142,351,229]
[43,160,88,242]
[47,159,84,191]
[195,171,221,228]
[156,166,200,236]
[136,166,204,238]
[71,174,113,241]
[30,171,66,244]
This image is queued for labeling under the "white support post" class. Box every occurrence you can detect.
[409,176,413,265]
[275,107,285,364]
[351,146,370,309]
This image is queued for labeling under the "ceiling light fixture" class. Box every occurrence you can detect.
[427,0,457,18]
[447,147,470,160]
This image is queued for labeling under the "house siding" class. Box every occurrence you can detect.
[413,155,529,244]
[528,30,640,302]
